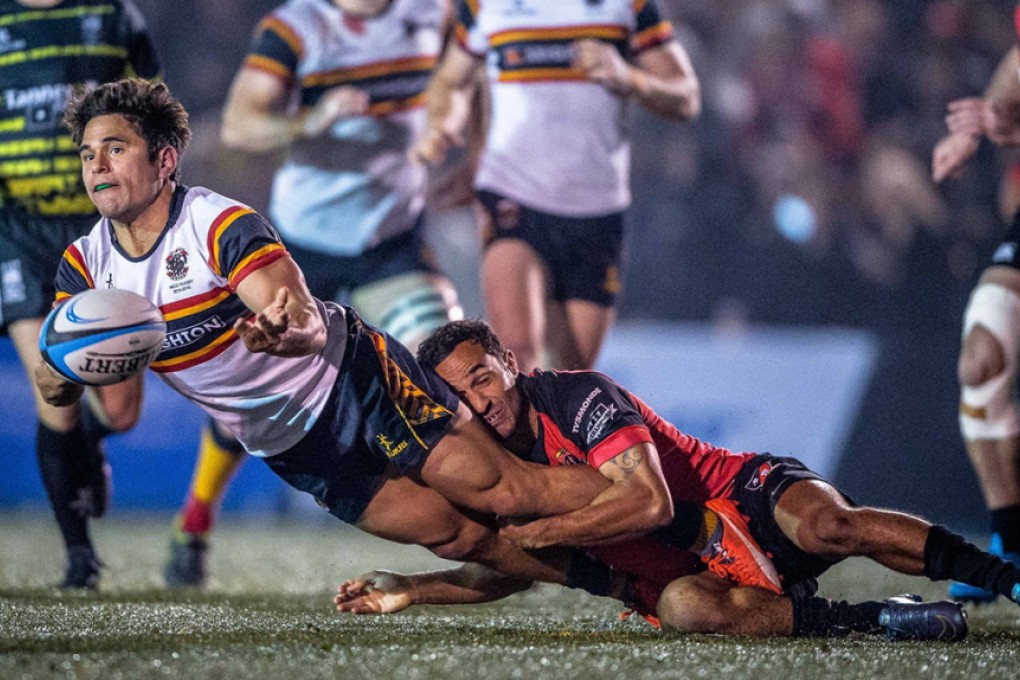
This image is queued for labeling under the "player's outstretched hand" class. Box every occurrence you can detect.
[410,125,463,167]
[302,86,370,137]
[945,97,987,138]
[572,38,634,97]
[235,286,292,354]
[335,571,413,614]
[932,132,979,183]
[34,360,84,406]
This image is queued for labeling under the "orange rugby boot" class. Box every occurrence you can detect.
[698,498,782,594]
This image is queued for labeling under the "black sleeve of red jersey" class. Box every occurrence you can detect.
[553,372,654,468]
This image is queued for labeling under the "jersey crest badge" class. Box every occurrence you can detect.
[745,462,773,491]
[165,248,189,282]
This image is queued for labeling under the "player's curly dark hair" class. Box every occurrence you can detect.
[416,319,506,369]
[64,78,191,181]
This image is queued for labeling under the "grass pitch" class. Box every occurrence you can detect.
[2,513,1019,679]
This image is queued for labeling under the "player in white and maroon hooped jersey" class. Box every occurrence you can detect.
[39,78,612,590]
[414,0,701,373]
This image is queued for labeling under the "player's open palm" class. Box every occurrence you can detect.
[235,287,292,354]
[335,570,413,614]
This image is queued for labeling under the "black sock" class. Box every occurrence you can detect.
[208,417,246,455]
[565,550,614,597]
[36,422,94,553]
[649,500,705,550]
[924,524,1020,598]
[791,595,886,637]
[991,505,1020,554]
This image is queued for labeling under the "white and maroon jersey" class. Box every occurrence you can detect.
[54,185,346,457]
[244,0,447,256]
[519,369,755,503]
[455,0,674,217]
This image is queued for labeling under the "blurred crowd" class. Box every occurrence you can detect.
[135,0,1017,333]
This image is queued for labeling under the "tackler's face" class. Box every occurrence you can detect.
[79,114,174,226]
[435,341,524,440]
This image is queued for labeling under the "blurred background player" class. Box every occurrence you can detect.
[932,37,1020,602]
[413,0,700,372]
[0,0,161,588]
[165,0,467,586]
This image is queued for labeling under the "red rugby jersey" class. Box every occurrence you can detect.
[518,369,755,503]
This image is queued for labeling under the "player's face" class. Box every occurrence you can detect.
[435,341,524,439]
[79,114,172,226]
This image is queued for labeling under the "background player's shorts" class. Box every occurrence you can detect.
[989,209,1020,270]
[0,209,96,331]
[286,220,437,302]
[262,308,461,524]
[731,454,854,597]
[476,189,625,307]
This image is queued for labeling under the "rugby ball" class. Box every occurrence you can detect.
[39,289,167,386]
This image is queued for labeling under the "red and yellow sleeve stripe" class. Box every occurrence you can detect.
[62,244,94,289]
[206,206,256,276]
[260,16,304,60]
[243,54,292,80]
[632,21,673,52]
[228,244,288,290]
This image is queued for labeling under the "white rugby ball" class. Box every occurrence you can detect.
[39,289,167,386]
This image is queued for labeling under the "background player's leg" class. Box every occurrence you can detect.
[481,240,549,373]
[546,300,616,371]
[352,271,463,353]
[420,403,611,518]
[165,418,245,588]
[11,317,141,588]
[954,272,1020,601]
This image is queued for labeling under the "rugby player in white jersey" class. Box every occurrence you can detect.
[35,78,622,590]
[164,0,469,585]
[414,0,700,373]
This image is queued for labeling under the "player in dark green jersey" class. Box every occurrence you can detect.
[0,0,159,588]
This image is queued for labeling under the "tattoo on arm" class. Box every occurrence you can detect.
[611,449,644,479]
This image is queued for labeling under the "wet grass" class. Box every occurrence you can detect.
[2,514,1019,679]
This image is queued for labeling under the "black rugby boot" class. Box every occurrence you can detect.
[879,595,968,642]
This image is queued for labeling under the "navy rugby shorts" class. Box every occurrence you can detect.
[0,208,95,331]
[262,307,460,523]
[730,454,856,597]
[475,189,625,307]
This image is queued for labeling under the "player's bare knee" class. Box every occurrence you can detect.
[658,579,729,634]
[958,326,1005,387]
[959,286,1020,440]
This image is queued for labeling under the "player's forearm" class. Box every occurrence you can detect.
[407,564,532,605]
[507,482,674,549]
[627,66,701,121]
[986,47,1020,108]
[221,109,305,153]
